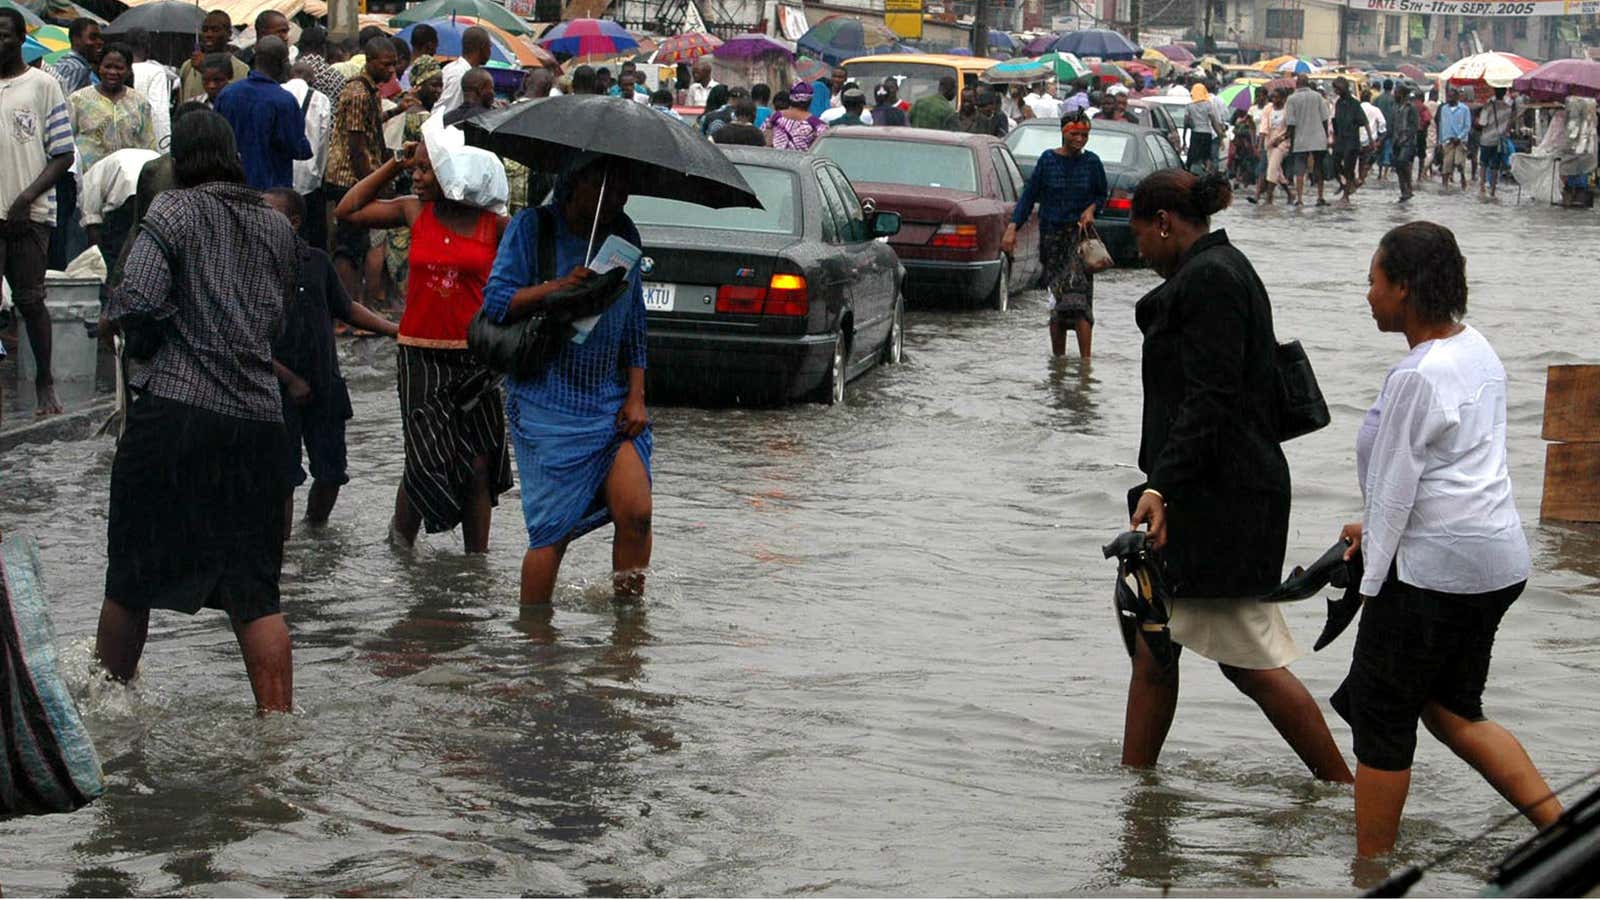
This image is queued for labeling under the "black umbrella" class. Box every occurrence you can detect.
[103,1,206,36]
[459,94,761,211]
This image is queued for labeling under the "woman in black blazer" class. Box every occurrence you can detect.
[1124,170,1351,783]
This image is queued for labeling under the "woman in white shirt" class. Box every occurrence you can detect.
[1334,222,1562,857]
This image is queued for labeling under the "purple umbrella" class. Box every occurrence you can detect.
[1154,43,1195,63]
[1513,58,1600,101]
[1024,33,1058,55]
[712,33,795,62]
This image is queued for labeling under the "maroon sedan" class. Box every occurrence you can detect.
[813,127,1040,311]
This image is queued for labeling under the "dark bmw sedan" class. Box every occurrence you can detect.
[626,147,905,406]
[1005,118,1182,266]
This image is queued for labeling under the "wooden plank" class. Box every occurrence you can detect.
[1541,442,1600,522]
[1542,365,1600,443]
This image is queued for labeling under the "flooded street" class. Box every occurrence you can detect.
[4,188,1600,896]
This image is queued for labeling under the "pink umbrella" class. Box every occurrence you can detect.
[1513,58,1600,100]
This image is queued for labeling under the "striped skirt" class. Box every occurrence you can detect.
[396,345,514,534]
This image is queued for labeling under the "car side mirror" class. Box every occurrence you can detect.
[870,210,901,238]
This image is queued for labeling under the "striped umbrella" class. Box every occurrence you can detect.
[537,18,639,59]
[1085,61,1132,85]
[979,56,1052,85]
[1218,82,1254,112]
[1,0,45,30]
[31,23,68,52]
[796,15,904,66]
[1276,57,1315,74]
[22,33,49,64]
[1035,51,1090,82]
[655,31,722,64]
[389,0,531,35]
[1441,51,1538,88]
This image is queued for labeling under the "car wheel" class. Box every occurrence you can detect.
[986,257,1011,311]
[882,296,904,365]
[817,331,848,406]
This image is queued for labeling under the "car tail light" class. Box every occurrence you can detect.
[713,275,809,316]
[715,284,764,314]
[930,223,979,250]
[765,273,808,317]
[1105,196,1133,214]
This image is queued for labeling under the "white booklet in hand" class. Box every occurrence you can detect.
[571,234,642,344]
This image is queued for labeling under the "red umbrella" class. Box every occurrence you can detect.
[1398,63,1427,81]
[1512,58,1600,100]
[655,31,723,64]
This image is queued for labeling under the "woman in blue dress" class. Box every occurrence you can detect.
[482,155,653,607]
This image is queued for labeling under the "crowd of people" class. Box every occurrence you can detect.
[1228,73,1521,206]
[0,6,1567,865]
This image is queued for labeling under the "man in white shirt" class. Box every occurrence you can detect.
[79,147,158,264]
[430,27,491,122]
[1023,82,1060,119]
[126,29,177,151]
[686,58,717,107]
[285,65,332,249]
[1358,90,1387,187]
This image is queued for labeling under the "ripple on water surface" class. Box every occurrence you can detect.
[3,192,1599,896]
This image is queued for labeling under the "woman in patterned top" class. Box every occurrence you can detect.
[66,43,157,172]
[482,155,652,609]
[97,110,300,714]
[336,138,513,553]
[769,81,827,150]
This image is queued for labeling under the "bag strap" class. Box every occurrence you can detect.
[534,204,557,286]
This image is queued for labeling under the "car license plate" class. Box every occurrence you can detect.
[643,282,675,311]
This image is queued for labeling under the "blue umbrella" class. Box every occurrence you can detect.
[394,19,513,65]
[1276,58,1314,74]
[1050,29,1140,61]
[796,15,908,66]
[987,30,1015,52]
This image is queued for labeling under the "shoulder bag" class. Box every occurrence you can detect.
[1273,339,1330,442]
[466,206,629,380]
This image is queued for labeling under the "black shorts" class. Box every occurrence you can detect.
[325,185,368,264]
[1334,143,1360,180]
[283,379,352,488]
[1331,574,1524,771]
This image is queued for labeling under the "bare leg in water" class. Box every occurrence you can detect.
[1354,702,1563,857]
[95,599,292,714]
[518,442,653,605]
[460,455,494,554]
[1221,664,1353,783]
[1122,639,1352,782]
[391,483,422,546]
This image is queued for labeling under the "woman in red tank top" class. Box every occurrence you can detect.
[335,140,513,552]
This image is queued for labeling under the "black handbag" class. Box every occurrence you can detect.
[1273,339,1330,442]
[467,206,629,379]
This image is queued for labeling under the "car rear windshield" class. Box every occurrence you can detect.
[625,165,800,235]
[843,61,958,104]
[815,138,978,193]
[1008,128,1133,168]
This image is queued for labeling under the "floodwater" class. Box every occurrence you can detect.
[4,185,1600,896]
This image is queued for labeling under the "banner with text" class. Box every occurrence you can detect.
[1349,0,1600,16]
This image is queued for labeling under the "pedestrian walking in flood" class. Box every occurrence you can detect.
[1438,88,1472,192]
[335,138,514,553]
[481,155,653,608]
[96,110,300,714]
[1123,169,1354,784]
[262,188,398,538]
[0,6,75,417]
[1388,84,1420,203]
[1329,77,1368,204]
[1004,111,1107,359]
[1333,221,1562,857]
[1476,87,1513,198]
[1185,82,1223,174]
[1284,74,1330,206]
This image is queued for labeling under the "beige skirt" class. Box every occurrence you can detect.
[1169,596,1302,670]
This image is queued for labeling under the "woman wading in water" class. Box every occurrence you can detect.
[1124,169,1353,783]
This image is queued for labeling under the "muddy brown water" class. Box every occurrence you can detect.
[3,187,1599,896]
